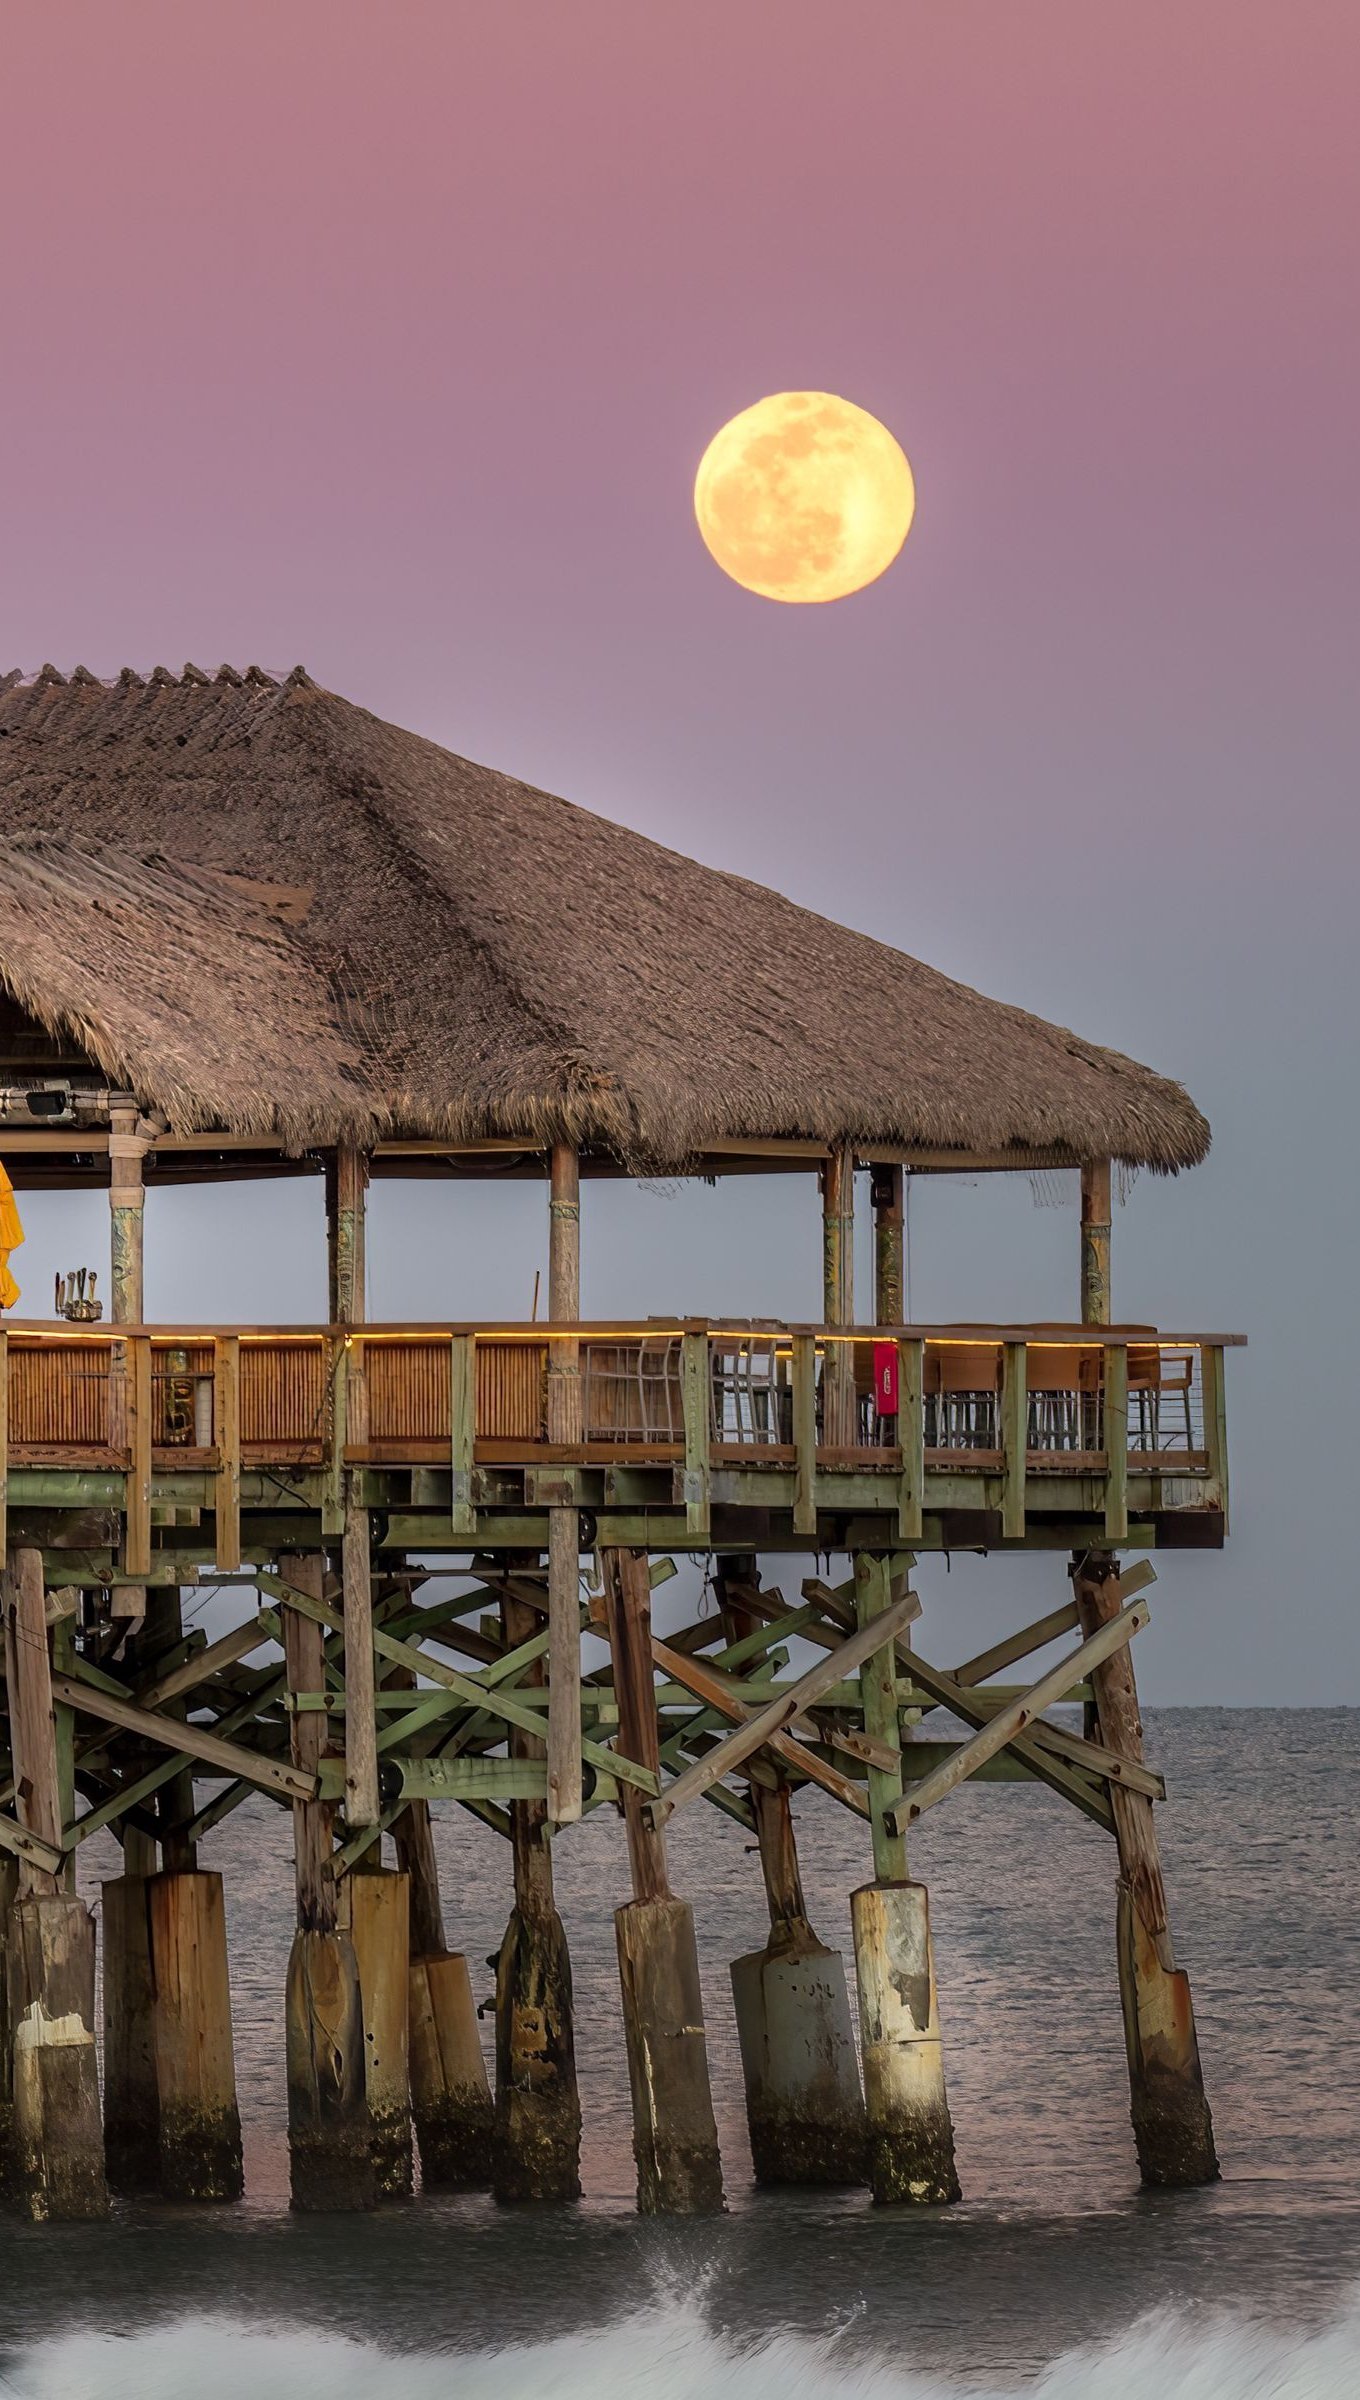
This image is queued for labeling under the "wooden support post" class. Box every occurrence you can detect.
[680,1329,711,1541]
[1103,1340,1130,1542]
[341,1865,412,2199]
[103,1589,242,2200]
[213,1334,242,1572]
[2,1545,107,2219]
[102,1584,167,2195]
[872,1163,904,1326]
[280,1551,373,2210]
[856,1552,908,1886]
[851,1550,959,2206]
[329,1143,379,1833]
[821,1142,856,1449]
[0,1853,14,2185]
[0,1325,9,1568]
[1081,1157,1112,1326]
[546,1509,582,1825]
[1072,1549,1218,2187]
[1001,1340,1028,1542]
[449,1331,476,1536]
[1201,1342,1229,1518]
[109,1102,147,1325]
[896,1335,924,1541]
[718,1558,864,2187]
[392,1798,493,2189]
[148,1587,198,1873]
[603,1545,723,2214]
[493,1570,581,2202]
[144,1870,244,2201]
[102,1869,161,2193]
[545,1142,583,1824]
[109,1104,148,1622]
[792,1330,818,1537]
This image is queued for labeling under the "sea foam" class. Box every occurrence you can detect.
[4,2293,1357,2400]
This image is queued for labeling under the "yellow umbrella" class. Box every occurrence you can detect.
[0,1160,24,1310]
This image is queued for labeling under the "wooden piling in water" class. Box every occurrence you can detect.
[603,1544,723,2215]
[342,1864,413,2199]
[107,1103,148,1625]
[0,1853,15,2194]
[145,1869,243,2201]
[545,1142,584,1826]
[1072,1549,1218,2186]
[718,1557,865,2187]
[850,1550,960,2206]
[280,1552,374,2211]
[101,1587,243,2200]
[102,1869,162,2193]
[493,1571,581,2202]
[1,1545,106,2220]
[393,1799,494,2189]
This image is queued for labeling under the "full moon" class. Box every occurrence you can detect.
[694,391,915,603]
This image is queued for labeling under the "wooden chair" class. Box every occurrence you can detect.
[925,1343,1002,1449]
[1025,1345,1101,1452]
[1128,1343,1196,1452]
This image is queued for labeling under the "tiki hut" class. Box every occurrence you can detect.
[0,664,1208,1186]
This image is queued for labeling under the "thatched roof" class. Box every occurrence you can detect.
[0,665,1209,1171]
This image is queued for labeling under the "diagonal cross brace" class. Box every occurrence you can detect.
[647,1588,921,1825]
[890,1598,1151,1832]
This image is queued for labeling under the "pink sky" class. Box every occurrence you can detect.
[2,3,1357,1693]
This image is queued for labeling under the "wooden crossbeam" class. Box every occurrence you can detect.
[951,1564,1155,1688]
[800,1569,1117,1832]
[951,1600,1081,1687]
[647,1592,920,1824]
[136,1616,270,1710]
[0,1808,64,1878]
[50,1673,315,1802]
[890,1599,1151,1830]
[254,1571,660,1798]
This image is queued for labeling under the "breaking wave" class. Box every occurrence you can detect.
[4,2293,1358,2400]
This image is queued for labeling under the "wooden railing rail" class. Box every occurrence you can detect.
[0,1321,1241,1559]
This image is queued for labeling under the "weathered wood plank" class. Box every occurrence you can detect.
[651,1638,869,1818]
[2,1545,62,1890]
[891,1598,1151,1829]
[1001,1341,1028,1541]
[213,1334,241,1571]
[681,1330,711,1540]
[137,1616,270,1711]
[792,1331,817,1536]
[896,1335,924,1540]
[124,1334,153,1581]
[0,1809,63,1877]
[602,1546,670,1901]
[49,1674,315,1802]
[855,1550,909,1881]
[1104,1342,1129,1541]
[254,1572,658,1796]
[546,1505,582,1824]
[449,1332,476,1535]
[649,1593,918,1824]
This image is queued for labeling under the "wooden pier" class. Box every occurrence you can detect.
[0,664,1232,2214]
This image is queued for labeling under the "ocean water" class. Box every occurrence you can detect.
[1,1708,1356,2396]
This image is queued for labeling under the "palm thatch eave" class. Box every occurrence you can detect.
[0,669,1211,1174]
